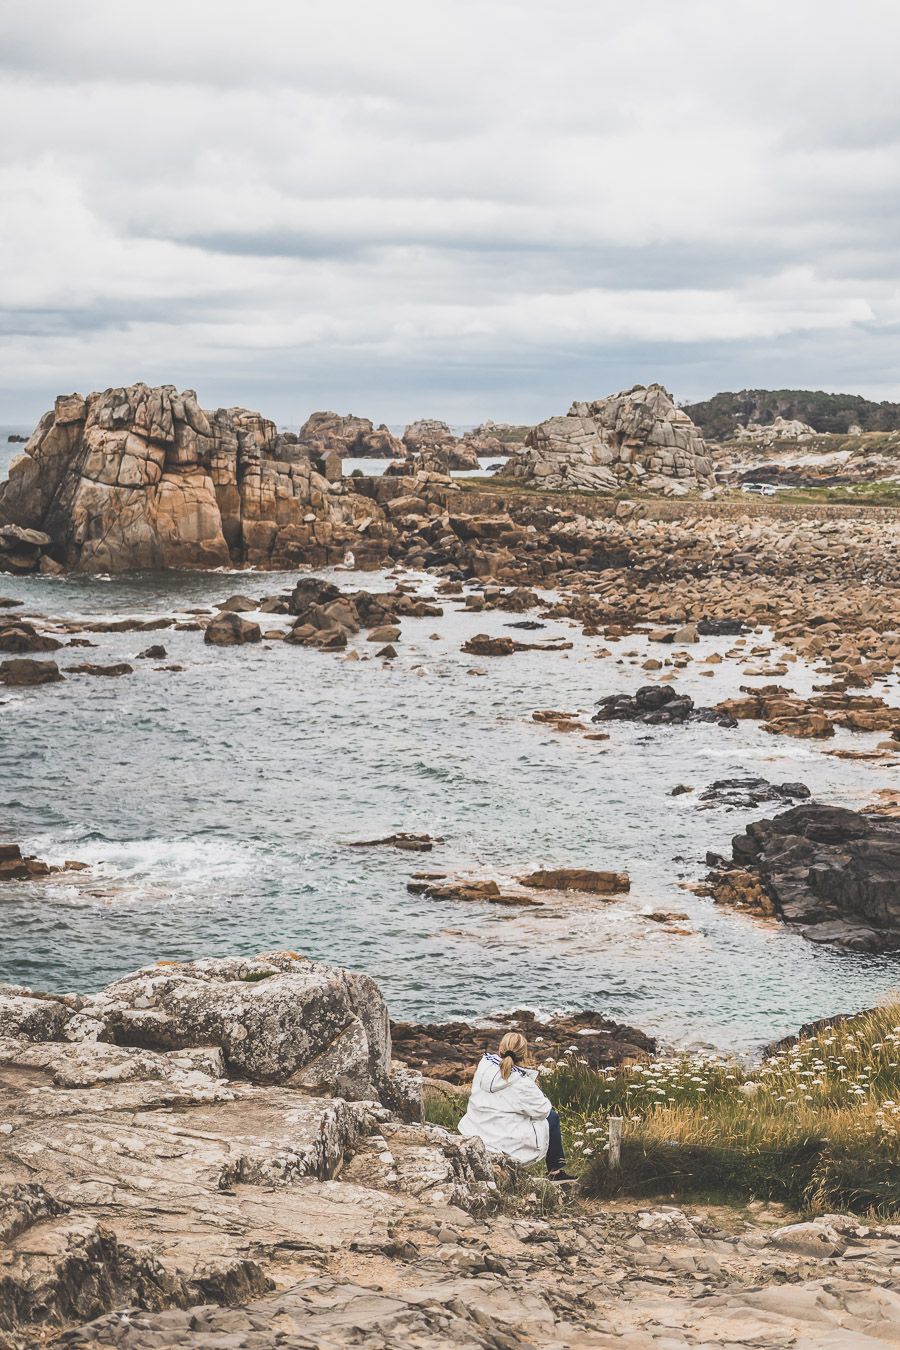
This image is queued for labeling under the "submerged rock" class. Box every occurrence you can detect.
[65,662,134,677]
[518,867,630,895]
[407,877,540,907]
[0,656,63,685]
[349,833,440,853]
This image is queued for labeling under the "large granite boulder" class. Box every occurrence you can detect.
[2,952,397,1104]
[60,953,393,1102]
[713,804,900,951]
[401,419,482,471]
[0,384,395,572]
[298,410,405,459]
[203,611,262,646]
[513,384,715,494]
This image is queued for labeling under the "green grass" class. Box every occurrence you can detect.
[542,1003,900,1215]
[421,1006,900,1216]
[772,480,900,507]
[423,1083,468,1131]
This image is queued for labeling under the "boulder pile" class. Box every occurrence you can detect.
[297,410,405,460]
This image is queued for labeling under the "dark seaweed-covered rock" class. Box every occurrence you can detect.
[696,618,746,636]
[698,778,811,810]
[713,803,900,951]
[594,686,737,728]
[391,1009,655,1085]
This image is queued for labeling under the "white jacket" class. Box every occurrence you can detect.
[458,1053,552,1163]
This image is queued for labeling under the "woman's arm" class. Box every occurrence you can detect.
[514,1074,553,1119]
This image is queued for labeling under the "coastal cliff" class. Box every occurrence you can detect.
[0,384,394,573]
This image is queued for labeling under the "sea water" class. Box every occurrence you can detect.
[0,563,898,1052]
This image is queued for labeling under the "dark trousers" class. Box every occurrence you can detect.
[546,1107,565,1172]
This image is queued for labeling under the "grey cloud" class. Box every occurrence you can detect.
[1,0,899,422]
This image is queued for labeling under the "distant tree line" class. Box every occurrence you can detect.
[683,389,900,440]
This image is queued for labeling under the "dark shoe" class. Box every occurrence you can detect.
[547,1169,577,1184]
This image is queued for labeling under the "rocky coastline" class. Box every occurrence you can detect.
[4,954,900,1349]
[3,379,900,1344]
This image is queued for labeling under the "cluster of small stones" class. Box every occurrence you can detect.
[513,384,716,495]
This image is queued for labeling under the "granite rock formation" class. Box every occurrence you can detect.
[30,952,399,1104]
[513,384,715,494]
[3,964,899,1348]
[709,804,900,951]
[0,385,393,573]
[297,411,405,460]
[401,420,480,471]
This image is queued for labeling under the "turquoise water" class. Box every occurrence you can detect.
[0,564,898,1051]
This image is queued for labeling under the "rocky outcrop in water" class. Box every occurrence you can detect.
[709,804,900,951]
[0,385,394,573]
[512,384,715,495]
[0,842,86,882]
[297,411,405,459]
[0,656,62,685]
[593,686,735,728]
[401,421,480,472]
[696,778,811,810]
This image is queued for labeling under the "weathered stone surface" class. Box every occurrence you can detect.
[513,384,715,494]
[204,611,262,646]
[711,804,900,951]
[2,964,899,1349]
[0,959,502,1348]
[0,656,63,685]
[0,384,396,573]
[298,410,405,459]
[57,953,392,1102]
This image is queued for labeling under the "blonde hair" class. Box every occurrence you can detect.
[498,1031,528,1080]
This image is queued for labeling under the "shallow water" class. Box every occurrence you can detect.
[1,563,899,1051]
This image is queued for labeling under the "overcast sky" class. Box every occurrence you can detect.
[2,0,899,426]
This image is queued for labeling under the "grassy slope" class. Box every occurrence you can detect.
[425,1005,900,1216]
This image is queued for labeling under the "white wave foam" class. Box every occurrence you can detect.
[23,833,257,888]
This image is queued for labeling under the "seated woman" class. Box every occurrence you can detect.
[458,1031,574,1181]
